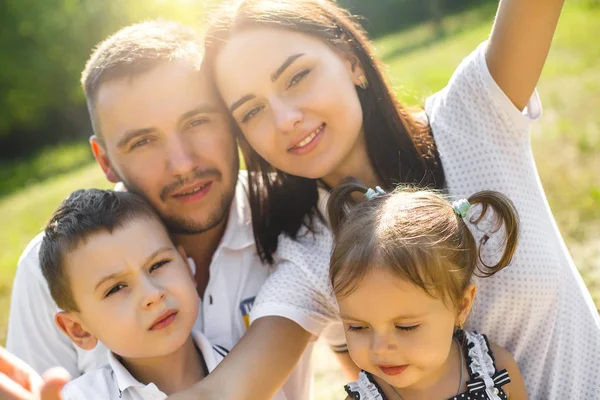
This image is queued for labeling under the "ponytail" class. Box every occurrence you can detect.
[327,178,375,237]
[463,190,520,278]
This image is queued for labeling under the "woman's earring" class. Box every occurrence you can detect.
[357,75,369,89]
[456,320,464,330]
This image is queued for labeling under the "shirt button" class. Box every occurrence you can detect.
[492,387,499,395]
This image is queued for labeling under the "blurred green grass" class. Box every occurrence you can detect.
[0,2,598,399]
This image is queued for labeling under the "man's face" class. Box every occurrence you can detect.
[92,61,238,234]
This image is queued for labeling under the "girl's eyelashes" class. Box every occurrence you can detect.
[346,325,367,332]
[288,68,312,89]
[395,324,420,332]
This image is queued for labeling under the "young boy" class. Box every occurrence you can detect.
[39,189,223,399]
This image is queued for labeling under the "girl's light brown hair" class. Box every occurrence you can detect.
[328,178,519,310]
[204,0,444,264]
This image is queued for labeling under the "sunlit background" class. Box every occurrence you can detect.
[1,1,599,398]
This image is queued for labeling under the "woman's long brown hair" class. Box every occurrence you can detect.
[204,0,445,263]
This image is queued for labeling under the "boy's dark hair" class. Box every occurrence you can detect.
[40,189,160,312]
[81,20,203,139]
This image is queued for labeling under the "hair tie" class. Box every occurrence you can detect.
[364,186,386,201]
[452,199,471,218]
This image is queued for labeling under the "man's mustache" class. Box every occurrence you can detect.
[160,168,222,201]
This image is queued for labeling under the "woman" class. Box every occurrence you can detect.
[193,0,599,399]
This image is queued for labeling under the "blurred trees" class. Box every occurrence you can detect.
[0,0,489,161]
[0,0,218,160]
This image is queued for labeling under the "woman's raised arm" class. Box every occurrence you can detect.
[486,0,565,110]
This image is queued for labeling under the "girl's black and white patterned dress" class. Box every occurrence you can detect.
[344,330,511,400]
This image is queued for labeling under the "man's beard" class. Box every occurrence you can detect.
[118,167,238,236]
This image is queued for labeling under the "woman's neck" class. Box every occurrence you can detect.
[322,132,381,189]
[120,335,204,395]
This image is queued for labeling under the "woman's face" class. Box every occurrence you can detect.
[214,26,365,180]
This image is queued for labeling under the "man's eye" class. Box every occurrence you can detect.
[288,68,311,88]
[149,259,170,273]
[105,284,126,297]
[188,118,208,128]
[241,106,264,123]
[131,138,151,150]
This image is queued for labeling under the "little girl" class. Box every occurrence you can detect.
[327,179,528,400]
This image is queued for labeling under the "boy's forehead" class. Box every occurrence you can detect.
[64,218,174,283]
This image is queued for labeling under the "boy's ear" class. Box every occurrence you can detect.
[457,284,477,327]
[55,312,98,351]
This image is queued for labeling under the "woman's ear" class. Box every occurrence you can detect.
[336,45,367,88]
[456,284,477,327]
[55,312,98,351]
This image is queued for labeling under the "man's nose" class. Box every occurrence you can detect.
[166,133,196,177]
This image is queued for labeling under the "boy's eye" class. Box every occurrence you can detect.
[395,325,420,332]
[149,259,170,273]
[241,105,264,124]
[105,284,126,297]
[288,68,311,89]
[346,325,367,332]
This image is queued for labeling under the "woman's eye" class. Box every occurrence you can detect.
[149,259,170,273]
[241,106,264,124]
[288,68,311,88]
[395,325,420,332]
[105,284,126,297]
[346,325,367,332]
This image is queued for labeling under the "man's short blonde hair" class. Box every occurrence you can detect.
[81,20,203,137]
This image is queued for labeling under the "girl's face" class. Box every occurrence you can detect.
[214,26,366,181]
[337,268,473,392]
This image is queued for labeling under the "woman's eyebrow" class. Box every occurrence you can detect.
[271,53,305,82]
[229,53,306,113]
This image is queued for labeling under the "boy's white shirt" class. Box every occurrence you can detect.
[6,172,343,400]
[61,331,227,400]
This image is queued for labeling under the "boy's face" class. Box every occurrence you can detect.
[61,217,199,359]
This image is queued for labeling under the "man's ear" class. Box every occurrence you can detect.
[457,283,477,327]
[90,135,119,183]
[55,312,98,351]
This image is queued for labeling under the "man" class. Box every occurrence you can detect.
[4,21,350,400]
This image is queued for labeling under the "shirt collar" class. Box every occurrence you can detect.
[108,351,154,395]
[108,332,217,396]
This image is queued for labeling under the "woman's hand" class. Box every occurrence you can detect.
[0,346,70,400]
[487,0,565,110]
